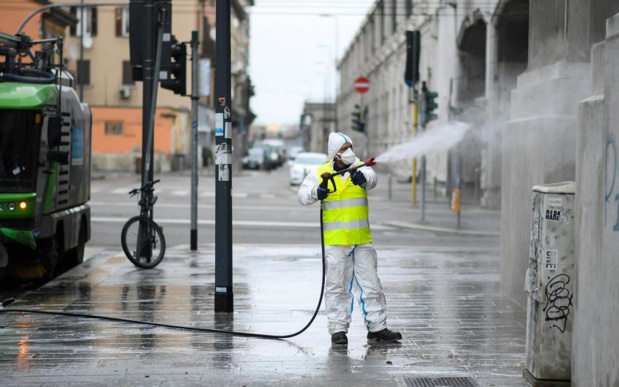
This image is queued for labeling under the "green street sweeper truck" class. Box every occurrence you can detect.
[0,31,91,281]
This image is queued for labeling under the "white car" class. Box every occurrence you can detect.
[289,152,328,186]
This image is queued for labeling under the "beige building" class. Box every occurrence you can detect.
[60,0,253,172]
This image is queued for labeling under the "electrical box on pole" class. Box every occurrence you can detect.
[129,0,171,83]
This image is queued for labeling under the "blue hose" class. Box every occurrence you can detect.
[0,68,55,84]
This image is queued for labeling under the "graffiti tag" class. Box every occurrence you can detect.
[543,274,573,333]
[605,134,619,231]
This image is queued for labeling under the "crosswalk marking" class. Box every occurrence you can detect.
[101,190,280,199]
[91,216,391,230]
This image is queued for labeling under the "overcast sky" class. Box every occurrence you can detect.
[248,0,375,126]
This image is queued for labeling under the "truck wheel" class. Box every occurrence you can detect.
[40,238,59,282]
[64,225,86,269]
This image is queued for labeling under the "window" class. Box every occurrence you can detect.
[105,122,123,136]
[392,0,397,33]
[122,60,134,85]
[380,1,386,43]
[0,110,41,192]
[76,60,90,86]
[115,7,130,37]
[406,0,413,18]
[70,7,98,37]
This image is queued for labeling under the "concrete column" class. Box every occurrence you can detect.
[572,13,619,386]
[481,18,501,208]
[500,0,591,307]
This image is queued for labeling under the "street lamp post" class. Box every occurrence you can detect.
[317,45,332,132]
[319,14,339,132]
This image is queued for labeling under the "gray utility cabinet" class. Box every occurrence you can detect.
[524,182,575,386]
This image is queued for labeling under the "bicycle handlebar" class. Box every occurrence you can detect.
[129,179,161,197]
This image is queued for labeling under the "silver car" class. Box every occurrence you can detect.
[289,152,328,186]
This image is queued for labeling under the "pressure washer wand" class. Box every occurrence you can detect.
[320,157,376,192]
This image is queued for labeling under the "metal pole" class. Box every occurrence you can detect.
[141,0,155,190]
[362,93,368,159]
[79,0,84,101]
[190,30,199,251]
[215,0,233,313]
[420,84,426,222]
[421,151,426,222]
[411,86,418,207]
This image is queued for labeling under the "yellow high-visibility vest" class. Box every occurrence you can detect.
[317,162,372,245]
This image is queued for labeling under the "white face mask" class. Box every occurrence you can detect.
[337,148,356,165]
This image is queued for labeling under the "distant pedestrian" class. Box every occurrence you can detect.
[297,132,402,345]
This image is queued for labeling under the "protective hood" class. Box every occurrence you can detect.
[327,132,353,160]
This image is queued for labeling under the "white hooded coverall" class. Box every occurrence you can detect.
[298,132,388,334]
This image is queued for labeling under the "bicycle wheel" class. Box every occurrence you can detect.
[121,216,166,269]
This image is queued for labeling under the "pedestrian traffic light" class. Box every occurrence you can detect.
[422,81,438,123]
[160,36,187,96]
[351,104,367,133]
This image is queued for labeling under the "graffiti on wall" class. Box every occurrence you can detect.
[605,134,619,231]
[543,274,573,333]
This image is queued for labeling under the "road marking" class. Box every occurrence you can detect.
[111,187,132,194]
[91,216,391,230]
[199,191,248,198]
[171,190,189,196]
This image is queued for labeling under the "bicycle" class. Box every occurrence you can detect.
[121,179,166,269]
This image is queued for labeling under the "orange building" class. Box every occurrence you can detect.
[0,0,75,39]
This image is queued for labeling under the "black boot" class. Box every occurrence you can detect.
[367,328,402,342]
[331,332,348,345]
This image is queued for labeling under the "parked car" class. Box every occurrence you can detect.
[242,147,267,170]
[289,152,328,186]
[287,146,304,166]
[261,139,286,167]
[251,143,279,170]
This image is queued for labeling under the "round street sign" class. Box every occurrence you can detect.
[354,76,370,94]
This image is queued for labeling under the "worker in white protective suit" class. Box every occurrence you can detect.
[298,132,402,345]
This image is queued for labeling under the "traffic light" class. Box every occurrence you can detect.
[351,104,367,133]
[404,31,420,87]
[160,36,187,96]
[422,81,438,124]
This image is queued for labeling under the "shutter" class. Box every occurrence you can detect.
[70,7,76,36]
[91,8,98,36]
[115,8,122,37]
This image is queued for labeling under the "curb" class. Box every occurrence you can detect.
[383,221,501,237]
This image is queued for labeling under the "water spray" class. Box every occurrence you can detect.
[374,121,471,164]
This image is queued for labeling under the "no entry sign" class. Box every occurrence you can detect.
[354,76,370,94]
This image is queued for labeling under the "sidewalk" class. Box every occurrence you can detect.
[0,241,527,386]
[371,176,502,238]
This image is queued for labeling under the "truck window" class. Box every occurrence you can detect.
[0,110,41,192]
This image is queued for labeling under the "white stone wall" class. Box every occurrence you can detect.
[573,16,619,386]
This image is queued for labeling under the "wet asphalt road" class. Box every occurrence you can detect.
[0,166,525,386]
[0,243,527,386]
[87,166,499,250]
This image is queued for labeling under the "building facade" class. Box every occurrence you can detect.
[338,0,619,383]
[337,0,528,206]
[58,0,253,172]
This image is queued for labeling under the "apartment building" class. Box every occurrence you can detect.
[59,0,253,172]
